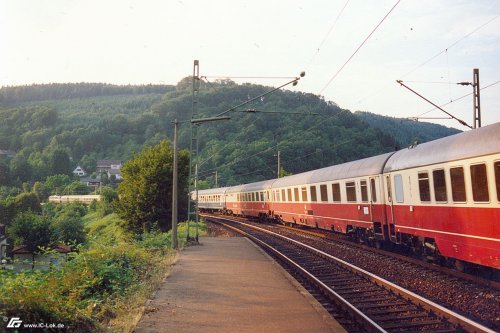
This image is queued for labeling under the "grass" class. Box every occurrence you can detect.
[0,212,206,332]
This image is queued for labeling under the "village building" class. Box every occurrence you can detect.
[72,165,86,177]
[96,160,122,181]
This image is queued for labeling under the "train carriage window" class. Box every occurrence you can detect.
[418,172,431,202]
[332,183,341,202]
[394,175,404,203]
[276,190,280,202]
[252,192,255,202]
[370,178,377,203]
[471,164,489,202]
[495,161,500,201]
[320,184,328,202]
[450,167,466,202]
[294,187,299,202]
[260,192,264,202]
[287,188,292,202]
[281,189,286,202]
[301,187,308,202]
[346,181,357,202]
[360,180,368,202]
[310,186,317,202]
[433,169,447,202]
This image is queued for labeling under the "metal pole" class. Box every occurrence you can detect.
[195,163,199,243]
[214,171,218,188]
[396,80,473,129]
[277,150,280,178]
[473,68,481,128]
[187,60,200,241]
[171,119,178,249]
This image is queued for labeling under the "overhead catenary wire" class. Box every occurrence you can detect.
[400,14,499,79]
[304,0,350,71]
[351,12,499,110]
[411,79,500,119]
[319,0,401,94]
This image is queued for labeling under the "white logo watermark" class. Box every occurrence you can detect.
[6,317,22,328]
[3,316,64,329]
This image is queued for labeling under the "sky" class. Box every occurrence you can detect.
[1,0,499,129]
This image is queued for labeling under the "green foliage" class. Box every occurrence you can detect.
[48,148,72,176]
[354,111,460,148]
[0,81,459,193]
[0,208,207,331]
[116,140,189,233]
[44,174,72,195]
[66,180,91,195]
[9,211,53,252]
[14,191,41,213]
[100,186,118,203]
[0,197,16,226]
[51,204,87,245]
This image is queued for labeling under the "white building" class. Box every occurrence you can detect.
[72,165,86,177]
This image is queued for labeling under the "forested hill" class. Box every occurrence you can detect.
[0,80,459,187]
[0,83,175,105]
[355,111,460,148]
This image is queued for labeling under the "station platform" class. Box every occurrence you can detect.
[133,237,345,333]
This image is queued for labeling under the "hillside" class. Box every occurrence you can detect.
[355,111,460,148]
[0,81,459,187]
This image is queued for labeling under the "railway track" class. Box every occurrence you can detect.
[204,215,495,333]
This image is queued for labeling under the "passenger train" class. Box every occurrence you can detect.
[194,122,500,270]
[48,195,102,205]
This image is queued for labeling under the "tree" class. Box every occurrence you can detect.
[14,192,42,213]
[44,174,72,195]
[9,211,53,252]
[116,140,189,233]
[48,148,71,176]
[0,161,11,185]
[52,206,86,245]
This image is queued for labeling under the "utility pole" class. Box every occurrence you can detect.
[171,119,178,249]
[213,171,218,188]
[472,68,481,128]
[275,150,281,178]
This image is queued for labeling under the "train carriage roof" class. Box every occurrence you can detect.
[195,187,230,196]
[226,179,276,193]
[384,122,500,172]
[272,152,394,188]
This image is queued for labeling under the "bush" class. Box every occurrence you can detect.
[0,213,207,332]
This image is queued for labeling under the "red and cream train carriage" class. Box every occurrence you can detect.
[382,122,500,268]
[195,122,500,269]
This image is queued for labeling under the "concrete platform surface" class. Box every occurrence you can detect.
[133,237,345,333]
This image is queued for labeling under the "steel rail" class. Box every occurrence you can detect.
[209,217,386,333]
[205,215,495,333]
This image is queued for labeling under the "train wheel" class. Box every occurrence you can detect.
[454,259,466,272]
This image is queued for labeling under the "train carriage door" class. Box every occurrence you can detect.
[385,175,397,242]
[369,176,381,236]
